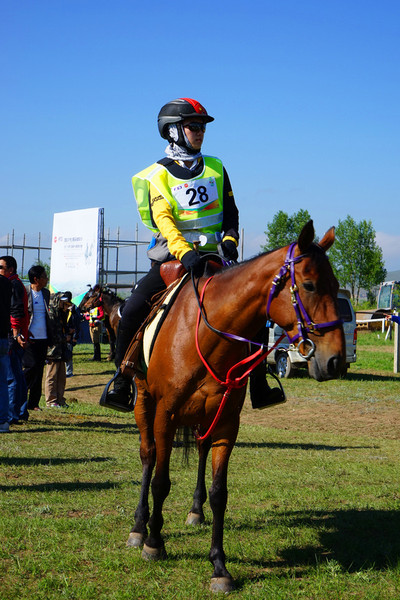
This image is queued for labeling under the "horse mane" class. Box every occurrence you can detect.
[101,285,124,303]
[208,238,327,287]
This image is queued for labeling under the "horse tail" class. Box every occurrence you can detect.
[173,426,196,464]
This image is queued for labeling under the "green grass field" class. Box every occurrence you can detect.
[0,332,399,599]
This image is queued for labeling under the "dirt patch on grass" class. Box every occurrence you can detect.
[61,353,399,441]
[240,398,400,440]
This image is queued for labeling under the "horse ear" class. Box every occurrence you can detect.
[298,220,315,253]
[318,226,335,252]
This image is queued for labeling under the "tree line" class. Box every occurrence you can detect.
[262,210,386,305]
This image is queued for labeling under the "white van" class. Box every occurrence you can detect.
[266,290,357,378]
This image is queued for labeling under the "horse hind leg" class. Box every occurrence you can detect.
[106,331,116,361]
[106,340,115,361]
[186,436,212,526]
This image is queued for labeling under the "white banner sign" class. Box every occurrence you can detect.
[50,208,102,304]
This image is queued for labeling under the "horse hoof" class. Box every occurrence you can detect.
[126,532,144,548]
[185,511,204,526]
[210,577,234,594]
[142,543,167,561]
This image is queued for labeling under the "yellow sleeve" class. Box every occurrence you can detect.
[150,184,192,261]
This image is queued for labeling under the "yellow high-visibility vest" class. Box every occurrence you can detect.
[132,156,224,251]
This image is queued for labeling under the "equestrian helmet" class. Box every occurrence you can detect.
[157,98,214,139]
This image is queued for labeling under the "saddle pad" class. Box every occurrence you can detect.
[142,280,184,368]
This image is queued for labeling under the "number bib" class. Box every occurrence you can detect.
[171,176,218,210]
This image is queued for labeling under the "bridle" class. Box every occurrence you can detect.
[194,243,342,361]
[191,243,342,440]
[265,242,342,359]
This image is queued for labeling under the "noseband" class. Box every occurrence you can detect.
[266,243,342,359]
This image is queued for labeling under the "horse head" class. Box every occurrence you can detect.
[80,284,102,311]
[267,220,345,381]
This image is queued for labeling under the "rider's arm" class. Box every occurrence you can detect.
[221,168,239,246]
[149,183,193,262]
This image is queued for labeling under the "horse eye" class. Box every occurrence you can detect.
[303,281,315,292]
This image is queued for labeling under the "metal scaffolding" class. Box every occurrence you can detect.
[0,225,150,291]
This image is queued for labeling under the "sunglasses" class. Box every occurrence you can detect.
[184,122,206,133]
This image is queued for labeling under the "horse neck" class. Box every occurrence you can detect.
[209,246,288,337]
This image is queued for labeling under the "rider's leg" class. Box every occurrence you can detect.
[249,327,286,409]
[101,264,166,411]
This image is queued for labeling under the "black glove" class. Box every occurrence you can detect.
[221,240,238,260]
[181,250,204,277]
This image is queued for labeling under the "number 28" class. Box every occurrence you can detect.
[186,186,209,205]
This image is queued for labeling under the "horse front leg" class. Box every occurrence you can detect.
[142,415,176,561]
[126,389,156,548]
[186,436,212,526]
[208,431,237,594]
[106,325,116,361]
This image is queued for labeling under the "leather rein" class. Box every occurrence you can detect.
[192,243,342,441]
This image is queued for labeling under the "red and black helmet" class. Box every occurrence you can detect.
[157,98,214,139]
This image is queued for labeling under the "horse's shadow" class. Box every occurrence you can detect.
[235,441,375,451]
[280,371,400,383]
[344,372,400,382]
[280,508,400,571]
[163,508,400,591]
[230,508,400,574]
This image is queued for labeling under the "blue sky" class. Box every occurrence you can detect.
[1,0,399,271]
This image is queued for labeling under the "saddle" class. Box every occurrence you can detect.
[120,258,222,379]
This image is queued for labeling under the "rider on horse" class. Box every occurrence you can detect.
[102,97,285,412]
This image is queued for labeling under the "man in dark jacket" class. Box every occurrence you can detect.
[44,292,73,408]
[0,256,28,424]
[23,265,51,411]
[0,272,12,432]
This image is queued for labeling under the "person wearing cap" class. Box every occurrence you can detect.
[44,292,73,408]
[101,97,284,412]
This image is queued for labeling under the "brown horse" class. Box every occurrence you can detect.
[125,221,345,593]
[81,285,123,360]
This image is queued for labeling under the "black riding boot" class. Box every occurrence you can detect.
[100,325,135,412]
[249,327,286,409]
[91,342,101,361]
[249,361,286,409]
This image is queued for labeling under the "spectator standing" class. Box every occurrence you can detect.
[45,292,72,408]
[64,291,81,377]
[0,256,29,424]
[0,273,12,432]
[85,305,104,361]
[23,265,51,411]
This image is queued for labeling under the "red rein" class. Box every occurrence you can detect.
[194,277,285,441]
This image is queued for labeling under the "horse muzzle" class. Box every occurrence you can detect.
[308,352,344,381]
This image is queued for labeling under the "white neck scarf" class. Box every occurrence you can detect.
[164,124,202,164]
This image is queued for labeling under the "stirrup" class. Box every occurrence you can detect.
[250,366,287,409]
[99,368,137,413]
[267,365,286,399]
